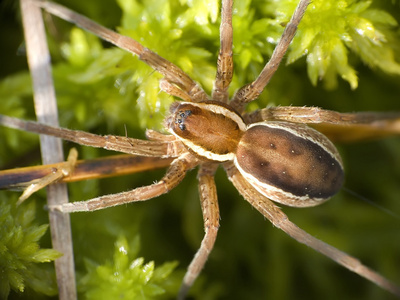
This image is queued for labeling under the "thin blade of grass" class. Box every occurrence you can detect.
[20,0,77,298]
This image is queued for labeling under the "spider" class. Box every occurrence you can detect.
[1,0,400,298]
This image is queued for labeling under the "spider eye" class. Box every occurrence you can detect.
[175,110,192,131]
[178,110,192,120]
[234,121,344,207]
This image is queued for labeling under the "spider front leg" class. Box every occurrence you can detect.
[51,153,198,213]
[0,114,186,157]
[179,163,220,299]
[212,0,233,103]
[224,162,400,297]
[36,0,208,102]
[230,0,311,112]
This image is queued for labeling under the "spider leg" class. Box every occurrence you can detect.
[244,106,400,142]
[178,163,220,300]
[230,0,311,112]
[212,0,234,103]
[51,153,198,213]
[0,114,184,157]
[244,106,400,124]
[224,162,400,297]
[145,129,179,142]
[315,120,400,143]
[35,0,209,102]
[159,79,194,102]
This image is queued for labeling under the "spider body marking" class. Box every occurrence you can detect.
[168,101,344,207]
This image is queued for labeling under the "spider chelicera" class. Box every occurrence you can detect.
[1,0,400,298]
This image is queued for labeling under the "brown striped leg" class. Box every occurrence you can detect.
[35,0,209,102]
[178,163,220,300]
[0,114,184,157]
[51,153,198,213]
[230,0,311,112]
[243,106,400,142]
[225,162,400,297]
[212,0,234,103]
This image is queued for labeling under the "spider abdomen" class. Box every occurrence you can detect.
[167,101,246,161]
[234,121,344,207]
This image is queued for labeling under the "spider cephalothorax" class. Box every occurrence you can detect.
[1,0,399,299]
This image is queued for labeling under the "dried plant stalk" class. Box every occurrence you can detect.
[20,0,77,298]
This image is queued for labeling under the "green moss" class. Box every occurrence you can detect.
[0,199,61,298]
[78,235,180,299]
[265,0,400,90]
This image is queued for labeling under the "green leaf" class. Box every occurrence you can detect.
[31,249,63,263]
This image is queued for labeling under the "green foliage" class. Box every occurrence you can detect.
[2,0,399,131]
[0,0,399,299]
[0,199,61,298]
[78,235,179,299]
[264,0,400,89]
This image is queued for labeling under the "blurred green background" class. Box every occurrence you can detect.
[0,0,400,299]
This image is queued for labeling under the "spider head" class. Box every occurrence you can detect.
[166,101,245,162]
